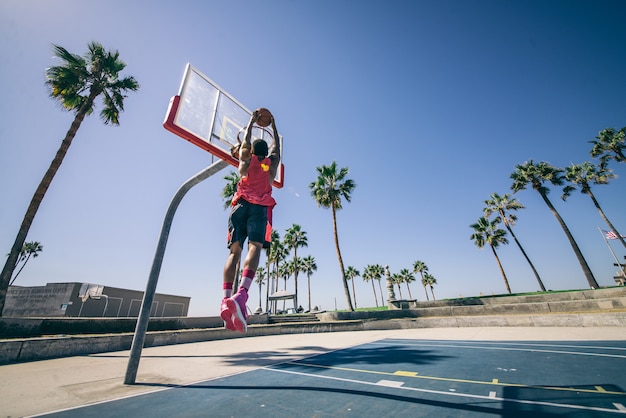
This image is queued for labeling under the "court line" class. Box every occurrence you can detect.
[266,367,626,415]
[384,339,626,352]
[280,361,626,396]
[369,341,626,359]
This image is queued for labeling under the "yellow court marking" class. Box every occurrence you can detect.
[394,371,419,377]
[287,362,626,396]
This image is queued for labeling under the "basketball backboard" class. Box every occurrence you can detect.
[163,64,284,188]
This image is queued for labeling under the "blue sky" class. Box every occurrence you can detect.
[1,0,625,316]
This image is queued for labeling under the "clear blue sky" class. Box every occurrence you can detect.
[1,0,625,317]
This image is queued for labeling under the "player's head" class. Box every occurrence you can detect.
[252,139,268,157]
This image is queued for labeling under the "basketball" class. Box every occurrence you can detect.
[256,107,272,127]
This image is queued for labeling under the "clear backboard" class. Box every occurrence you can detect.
[163,64,284,188]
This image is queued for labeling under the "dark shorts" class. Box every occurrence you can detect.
[227,199,272,249]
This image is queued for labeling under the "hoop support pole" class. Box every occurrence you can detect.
[124,159,229,385]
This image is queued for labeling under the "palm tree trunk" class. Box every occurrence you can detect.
[265,257,270,313]
[423,285,429,301]
[406,284,413,300]
[331,206,353,311]
[396,284,403,299]
[587,190,626,249]
[377,279,384,306]
[307,274,311,312]
[293,249,298,309]
[351,278,357,308]
[490,245,512,294]
[430,286,436,301]
[540,191,599,289]
[0,96,94,316]
[370,280,378,307]
[502,220,546,291]
[8,254,31,286]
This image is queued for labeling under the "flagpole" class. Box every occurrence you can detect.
[598,226,624,277]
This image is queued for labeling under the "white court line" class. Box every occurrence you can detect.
[370,341,626,359]
[385,339,626,352]
[266,367,626,415]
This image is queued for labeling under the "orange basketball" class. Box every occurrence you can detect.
[256,107,272,127]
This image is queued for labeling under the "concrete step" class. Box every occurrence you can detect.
[268,314,320,324]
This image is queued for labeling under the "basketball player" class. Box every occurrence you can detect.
[221,110,280,333]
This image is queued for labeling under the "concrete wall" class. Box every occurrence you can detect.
[4,283,190,318]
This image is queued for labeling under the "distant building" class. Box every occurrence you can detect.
[4,283,190,318]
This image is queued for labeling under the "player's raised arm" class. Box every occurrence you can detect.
[269,114,281,176]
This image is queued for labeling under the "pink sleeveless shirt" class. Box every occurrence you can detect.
[232,156,276,208]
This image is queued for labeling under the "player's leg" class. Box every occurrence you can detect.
[222,203,246,331]
[229,204,268,332]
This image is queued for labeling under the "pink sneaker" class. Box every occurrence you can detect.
[227,288,248,333]
[220,298,236,331]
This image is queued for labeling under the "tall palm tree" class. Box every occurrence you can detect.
[362,265,379,308]
[391,273,404,299]
[589,127,626,165]
[484,192,546,291]
[265,230,280,312]
[9,241,44,286]
[345,266,360,308]
[309,161,357,311]
[413,260,429,301]
[372,264,385,305]
[279,260,291,311]
[511,160,599,289]
[470,216,512,294]
[423,272,437,300]
[284,224,308,309]
[1,42,139,315]
[301,255,317,312]
[254,266,266,314]
[399,268,415,300]
[563,162,626,249]
[269,235,286,292]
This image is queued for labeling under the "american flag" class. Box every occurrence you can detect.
[602,229,626,240]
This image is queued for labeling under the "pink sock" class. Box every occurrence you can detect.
[223,282,233,298]
[241,269,255,290]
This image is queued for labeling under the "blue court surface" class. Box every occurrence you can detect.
[38,339,626,417]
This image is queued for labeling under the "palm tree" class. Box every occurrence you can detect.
[563,162,626,249]
[284,224,308,309]
[391,273,404,299]
[268,235,287,312]
[279,260,291,311]
[484,192,546,291]
[470,216,512,294]
[9,241,44,286]
[423,272,437,300]
[399,268,415,300]
[301,255,317,312]
[362,265,379,307]
[0,42,139,315]
[345,266,360,308]
[309,161,357,311]
[589,127,626,165]
[265,230,280,312]
[413,260,429,301]
[221,171,240,209]
[372,264,385,305]
[511,160,599,289]
[254,266,266,314]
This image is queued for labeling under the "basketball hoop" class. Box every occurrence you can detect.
[236,125,274,143]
